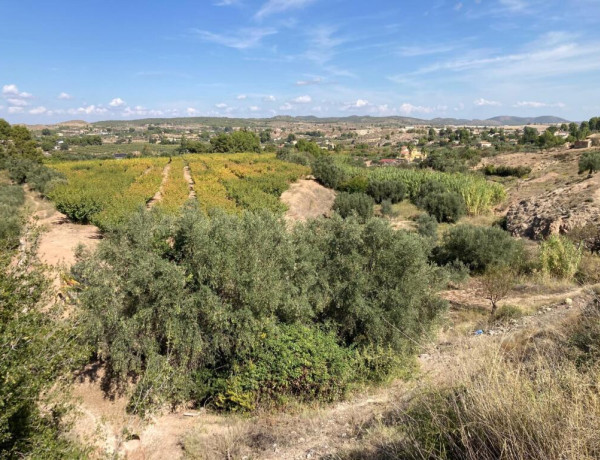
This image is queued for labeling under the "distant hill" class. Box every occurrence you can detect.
[86,114,570,128]
[486,116,569,125]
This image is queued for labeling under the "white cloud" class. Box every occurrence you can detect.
[192,28,276,50]
[237,94,248,100]
[514,100,566,108]
[7,98,29,107]
[29,106,47,115]
[68,105,108,115]
[186,107,199,116]
[474,98,502,106]
[296,77,322,86]
[2,84,32,98]
[8,107,24,114]
[109,97,126,107]
[354,99,369,108]
[398,103,446,115]
[263,94,276,102]
[292,95,312,103]
[121,106,165,117]
[57,92,72,100]
[215,103,228,108]
[255,0,317,19]
[279,102,293,110]
[249,106,260,112]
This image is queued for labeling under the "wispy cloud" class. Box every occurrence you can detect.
[514,100,565,108]
[57,92,72,100]
[255,0,317,19]
[397,44,456,57]
[474,98,502,106]
[292,95,312,103]
[296,77,323,86]
[191,27,277,50]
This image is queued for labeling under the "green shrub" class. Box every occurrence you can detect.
[0,255,88,458]
[419,190,466,223]
[332,192,374,221]
[492,304,523,324]
[200,324,354,411]
[367,179,406,203]
[339,175,369,194]
[434,224,525,274]
[74,208,446,413]
[578,151,600,175]
[416,213,438,240]
[380,199,395,217]
[540,235,582,280]
[0,185,25,249]
[311,157,347,189]
[483,165,531,178]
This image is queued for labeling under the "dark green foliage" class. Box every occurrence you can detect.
[333,192,374,221]
[312,156,347,189]
[210,130,261,153]
[200,324,354,411]
[0,254,88,458]
[416,213,438,240]
[295,139,324,156]
[434,224,525,274]
[74,208,445,412]
[418,191,465,223]
[367,179,406,203]
[339,175,369,194]
[276,148,313,166]
[420,148,481,173]
[483,165,532,178]
[0,185,25,250]
[579,151,600,175]
[380,199,395,217]
[521,126,539,144]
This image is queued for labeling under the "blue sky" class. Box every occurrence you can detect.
[1,0,599,123]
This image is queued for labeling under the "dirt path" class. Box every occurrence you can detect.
[183,165,196,199]
[280,179,336,222]
[147,163,171,209]
[25,188,101,268]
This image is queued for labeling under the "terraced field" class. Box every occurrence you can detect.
[48,153,309,230]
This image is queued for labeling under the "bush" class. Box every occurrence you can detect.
[0,254,87,458]
[311,157,347,189]
[578,151,600,175]
[380,199,395,217]
[74,208,446,413]
[540,235,582,280]
[415,213,438,240]
[418,190,466,223]
[339,175,369,194]
[199,324,355,411]
[483,164,531,178]
[332,192,374,221]
[367,179,406,203]
[0,185,25,249]
[434,224,525,274]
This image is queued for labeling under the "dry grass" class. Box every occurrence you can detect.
[337,298,600,460]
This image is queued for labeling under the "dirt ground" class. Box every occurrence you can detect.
[26,188,100,267]
[281,179,336,222]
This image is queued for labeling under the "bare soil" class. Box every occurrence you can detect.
[147,163,171,208]
[281,179,336,222]
[27,189,100,268]
[183,165,196,199]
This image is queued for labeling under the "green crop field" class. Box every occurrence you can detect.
[48,153,309,230]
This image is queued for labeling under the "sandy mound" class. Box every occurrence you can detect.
[281,179,336,222]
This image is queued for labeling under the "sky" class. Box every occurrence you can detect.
[1,0,599,124]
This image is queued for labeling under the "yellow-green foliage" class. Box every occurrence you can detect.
[332,157,505,215]
[156,158,191,213]
[540,235,582,280]
[49,154,309,229]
